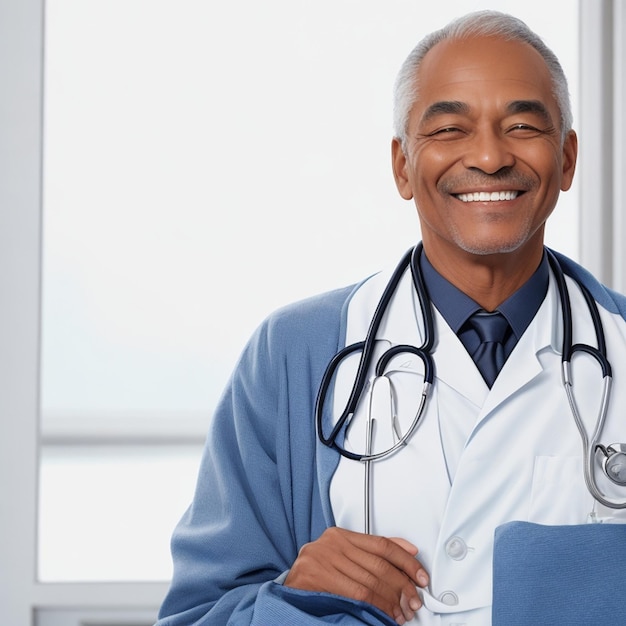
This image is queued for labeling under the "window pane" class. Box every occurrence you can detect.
[38,444,201,582]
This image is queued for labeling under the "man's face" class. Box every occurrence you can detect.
[392,35,577,264]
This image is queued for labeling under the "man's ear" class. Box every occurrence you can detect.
[391,137,414,200]
[560,129,578,192]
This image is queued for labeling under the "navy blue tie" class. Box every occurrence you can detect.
[469,311,511,387]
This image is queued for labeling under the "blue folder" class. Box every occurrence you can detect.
[492,521,626,625]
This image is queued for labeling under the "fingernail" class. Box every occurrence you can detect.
[409,597,421,611]
[417,572,429,586]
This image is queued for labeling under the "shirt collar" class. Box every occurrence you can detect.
[419,248,549,340]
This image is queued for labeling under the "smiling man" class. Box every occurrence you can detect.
[156,11,626,626]
[391,31,577,310]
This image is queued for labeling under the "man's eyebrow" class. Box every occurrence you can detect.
[419,99,555,125]
[505,100,553,123]
[420,100,471,123]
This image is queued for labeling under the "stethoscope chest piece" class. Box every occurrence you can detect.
[601,444,626,485]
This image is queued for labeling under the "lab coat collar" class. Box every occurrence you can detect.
[345,263,425,347]
[478,271,561,418]
[346,258,564,411]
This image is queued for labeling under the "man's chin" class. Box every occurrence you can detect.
[453,236,528,257]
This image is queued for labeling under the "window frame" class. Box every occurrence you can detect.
[0,0,168,621]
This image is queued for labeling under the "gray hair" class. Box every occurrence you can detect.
[393,10,573,148]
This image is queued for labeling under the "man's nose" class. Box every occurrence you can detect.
[461,128,515,174]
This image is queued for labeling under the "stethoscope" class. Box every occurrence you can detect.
[315,243,626,533]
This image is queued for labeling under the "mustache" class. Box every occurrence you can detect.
[439,168,535,194]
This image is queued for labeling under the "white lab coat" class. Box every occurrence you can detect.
[330,262,626,626]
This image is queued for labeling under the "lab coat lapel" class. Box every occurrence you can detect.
[429,270,563,420]
[430,308,490,407]
[371,268,492,407]
[478,273,561,422]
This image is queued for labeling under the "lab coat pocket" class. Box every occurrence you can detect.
[529,456,589,524]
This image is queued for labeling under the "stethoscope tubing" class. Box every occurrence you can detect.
[547,251,623,508]
[315,244,434,461]
[317,245,624,510]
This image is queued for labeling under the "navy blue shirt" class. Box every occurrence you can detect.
[419,250,549,363]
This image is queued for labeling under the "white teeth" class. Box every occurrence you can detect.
[456,190,519,202]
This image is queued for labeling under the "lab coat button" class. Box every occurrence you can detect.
[445,536,468,560]
[439,590,459,606]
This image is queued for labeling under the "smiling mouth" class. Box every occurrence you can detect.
[455,190,521,203]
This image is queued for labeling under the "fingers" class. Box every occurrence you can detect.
[397,590,422,625]
[389,536,430,589]
[347,531,429,589]
[333,540,421,622]
[284,527,429,623]
[345,531,428,622]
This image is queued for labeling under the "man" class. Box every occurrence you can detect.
[156,11,626,625]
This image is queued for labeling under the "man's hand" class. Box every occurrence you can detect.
[284,527,429,625]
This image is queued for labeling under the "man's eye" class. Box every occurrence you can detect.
[429,127,464,137]
[508,123,542,135]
